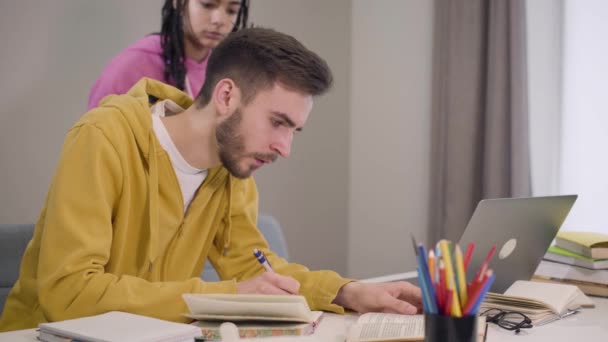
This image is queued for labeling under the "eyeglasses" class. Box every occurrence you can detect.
[480,308,533,334]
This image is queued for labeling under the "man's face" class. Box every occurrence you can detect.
[216,82,313,179]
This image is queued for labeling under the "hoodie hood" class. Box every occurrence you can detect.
[128,35,209,72]
[127,35,165,56]
[97,78,234,271]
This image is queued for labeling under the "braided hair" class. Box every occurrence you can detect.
[160,0,250,91]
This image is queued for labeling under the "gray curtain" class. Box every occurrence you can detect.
[428,0,531,243]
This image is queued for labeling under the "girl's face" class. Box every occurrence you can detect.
[183,0,242,57]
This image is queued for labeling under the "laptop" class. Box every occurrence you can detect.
[458,195,577,293]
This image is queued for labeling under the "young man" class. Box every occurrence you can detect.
[0,28,421,331]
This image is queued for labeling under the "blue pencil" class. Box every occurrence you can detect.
[418,244,438,314]
[416,265,431,313]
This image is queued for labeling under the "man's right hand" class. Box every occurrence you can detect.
[236,272,300,295]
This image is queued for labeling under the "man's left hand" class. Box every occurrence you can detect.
[333,281,422,314]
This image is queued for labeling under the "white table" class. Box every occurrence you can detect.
[311,297,608,342]
[2,286,607,342]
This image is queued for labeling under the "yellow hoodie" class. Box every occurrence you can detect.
[0,78,351,332]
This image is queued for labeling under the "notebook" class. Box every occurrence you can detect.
[38,311,200,342]
[479,280,595,326]
[544,245,608,270]
[345,313,486,342]
[191,311,323,340]
[182,294,317,323]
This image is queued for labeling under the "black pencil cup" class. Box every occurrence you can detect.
[424,313,477,342]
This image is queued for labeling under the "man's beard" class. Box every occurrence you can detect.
[216,108,277,179]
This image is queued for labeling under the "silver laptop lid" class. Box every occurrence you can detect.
[458,195,577,293]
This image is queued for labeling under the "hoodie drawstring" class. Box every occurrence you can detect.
[147,132,159,272]
[222,176,233,255]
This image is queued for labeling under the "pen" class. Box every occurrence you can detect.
[253,248,275,273]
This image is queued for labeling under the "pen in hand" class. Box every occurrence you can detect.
[238,248,299,295]
[253,248,275,273]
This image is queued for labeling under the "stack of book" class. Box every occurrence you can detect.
[534,231,608,297]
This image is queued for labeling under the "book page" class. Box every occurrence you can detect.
[504,280,581,314]
[183,294,314,323]
[346,313,424,342]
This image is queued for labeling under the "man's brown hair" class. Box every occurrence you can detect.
[195,27,333,107]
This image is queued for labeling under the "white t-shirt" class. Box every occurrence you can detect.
[151,100,208,212]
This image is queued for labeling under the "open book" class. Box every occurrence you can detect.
[38,311,200,342]
[346,313,486,342]
[480,280,595,326]
[182,294,322,339]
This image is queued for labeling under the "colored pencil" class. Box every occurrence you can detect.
[455,245,468,308]
[463,242,475,271]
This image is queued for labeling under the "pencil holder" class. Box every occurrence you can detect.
[424,313,477,342]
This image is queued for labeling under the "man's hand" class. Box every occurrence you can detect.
[333,281,422,314]
[236,272,300,295]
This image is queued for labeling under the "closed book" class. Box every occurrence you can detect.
[38,311,200,342]
[182,294,316,323]
[535,259,608,285]
[544,245,608,270]
[183,294,322,341]
[191,311,323,340]
[555,231,608,259]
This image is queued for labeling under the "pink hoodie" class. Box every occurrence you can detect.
[88,35,209,109]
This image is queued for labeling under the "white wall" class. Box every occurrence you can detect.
[249,0,351,274]
[0,1,162,224]
[526,0,563,197]
[559,0,608,233]
[527,0,608,234]
[349,0,434,278]
[0,1,435,278]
